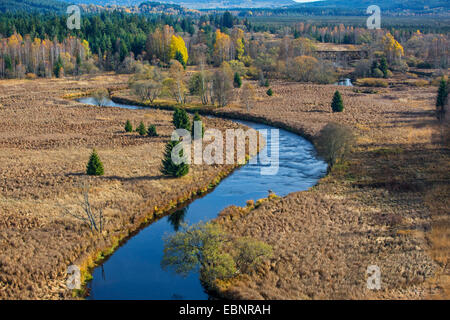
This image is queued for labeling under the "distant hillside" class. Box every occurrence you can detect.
[291,0,450,16]
[0,0,69,13]
[60,0,296,9]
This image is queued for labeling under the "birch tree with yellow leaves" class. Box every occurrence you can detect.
[382,33,404,64]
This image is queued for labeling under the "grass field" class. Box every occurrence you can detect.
[190,79,449,299]
[0,73,448,299]
[0,74,255,299]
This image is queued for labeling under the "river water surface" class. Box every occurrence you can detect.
[78,97,327,300]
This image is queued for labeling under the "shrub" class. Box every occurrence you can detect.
[355,78,388,88]
[148,124,158,137]
[86,149,104,176]
[266,88,273,96]
[354,59,372,78]
[412,80,429,87]
[161,222,272,289]
[25,73,37,80]
[233,72,242,88]
[331,90,344,112]
[137,121,147,136]
[124,120,133,133]
[161,140,189,177]
[372,68,384,78]
[234,238,273,274]
[92,88,109,106]
[131,80,162,103]
[315,123,355,167]
[417,61,433,69]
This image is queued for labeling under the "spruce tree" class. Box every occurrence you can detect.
[173,108,181,127]
[266,88,273,96]
[331,90,344,112]
[125,120,133,133]
[380,57,389,78]
[161,140,189,177]
[436,78,448,120]
[86,149,104,176]
[234,72,242,88]
[192,112,205,139]
[148,124,158,137]
[173,108,190,131]
[137,121,147,136]
[54,55,64,78]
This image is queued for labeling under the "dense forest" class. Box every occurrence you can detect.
[0,0,68,13]
[0,5,448,80]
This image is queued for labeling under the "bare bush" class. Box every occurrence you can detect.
[58,182,104,233]
[212,64,234,107]
[132,80,162,103]
[315,123,355,167]
[91,88,110,107]
[241,83,256,112]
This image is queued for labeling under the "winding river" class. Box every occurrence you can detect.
[78,97,327,300]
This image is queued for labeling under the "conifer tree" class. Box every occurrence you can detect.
[161,140,189,177]
[436,78,448,121]
[173,108,190,131]
[148,124,158,137]
[137,121,147,136]
[331,90,344,112]
[125,120,133,133]
[234,72,242,88]
[86,149,104,176]
[192,112,205,139]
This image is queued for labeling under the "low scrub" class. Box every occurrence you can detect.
[356,78,389,88]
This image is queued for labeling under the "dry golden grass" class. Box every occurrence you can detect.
[0,75,255,299]
[192,79,449,300]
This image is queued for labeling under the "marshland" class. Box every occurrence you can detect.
[0,0,449,300]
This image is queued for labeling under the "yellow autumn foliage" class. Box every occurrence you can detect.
[170,35,188,65]
[382,33,404,62]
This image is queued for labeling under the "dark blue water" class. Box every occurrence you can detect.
[78,97,327,300]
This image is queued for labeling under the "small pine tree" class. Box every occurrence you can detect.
[173,108,191,131]
[380,57,389,78]
[436,78,448,120]
[148,124,158,137]
[331,90,344,112]
[161,140,189,177]
[137,121,147,136]
[86,149,104,176]
[54,55,64,78]
[264,79,270,87]
[234,72,242,88]
[173,108,180,127]
[192,112,205,139]
[125,120,133,133]
[266,88,273,96]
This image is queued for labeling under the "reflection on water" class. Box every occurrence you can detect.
[335,78,353,86]
[167,207,187,232]
[79,98,327,300]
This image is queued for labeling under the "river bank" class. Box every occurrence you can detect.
[0,75,262,299]
[98,82,447,299]
[0,75,447,299]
